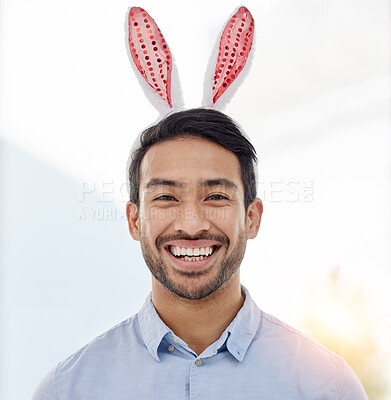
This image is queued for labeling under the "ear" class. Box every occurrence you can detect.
[126,201,140,241]
[246,198,263,239]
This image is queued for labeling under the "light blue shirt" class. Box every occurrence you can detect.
[33,288,367,399]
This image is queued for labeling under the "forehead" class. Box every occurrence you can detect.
[139,137,242,189]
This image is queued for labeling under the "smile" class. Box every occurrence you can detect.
[168,245,218,262]
[162,239,223,270]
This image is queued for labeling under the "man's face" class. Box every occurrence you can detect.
[127,137,262,300]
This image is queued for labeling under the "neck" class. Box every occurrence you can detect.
[151,274,244,356]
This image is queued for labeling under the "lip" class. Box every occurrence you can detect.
[164,244,222,271]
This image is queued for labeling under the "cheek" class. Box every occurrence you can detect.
[211,208,244,236]
[140,207,175,236]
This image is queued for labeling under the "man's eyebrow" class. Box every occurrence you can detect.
[145,178,184,189]
[201,179,238,191]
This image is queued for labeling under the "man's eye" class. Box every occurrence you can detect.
[154,195,177,201]
[206,194,229,201]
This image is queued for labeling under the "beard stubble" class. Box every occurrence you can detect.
[140,231,247,300]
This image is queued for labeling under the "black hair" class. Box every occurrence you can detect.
[128,108,257,210]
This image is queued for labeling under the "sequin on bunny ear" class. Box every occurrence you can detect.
[128,7,172,107]
[213,6,254,104]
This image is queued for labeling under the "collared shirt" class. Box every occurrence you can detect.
[33,288,367,400]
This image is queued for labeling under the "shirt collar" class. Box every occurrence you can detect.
[137,286,260,362]
[224,286,260,361]
[137,292,171,362]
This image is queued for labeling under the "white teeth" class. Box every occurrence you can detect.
[170,245,215,259]
[183,256,205,262]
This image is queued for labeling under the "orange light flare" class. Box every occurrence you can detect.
[298,267,387,372]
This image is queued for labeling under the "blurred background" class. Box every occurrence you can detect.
[0,0,390,398]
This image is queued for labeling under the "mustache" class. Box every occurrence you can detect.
[156,232,229,249]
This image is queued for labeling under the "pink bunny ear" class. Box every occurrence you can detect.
[213,6,255,104]
[128,7,173,108]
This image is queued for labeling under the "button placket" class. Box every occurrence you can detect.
[189,357,208,400]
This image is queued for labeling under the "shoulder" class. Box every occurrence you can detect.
[32,315,141,400]
[259,310,338,355]
[250,310,367,399]
[60,314,140,366]
[259,310,341,357]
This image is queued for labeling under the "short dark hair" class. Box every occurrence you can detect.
[128,108,257,210]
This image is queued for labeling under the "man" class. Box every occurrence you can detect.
[33,108,368,399]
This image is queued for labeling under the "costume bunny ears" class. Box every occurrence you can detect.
[127,6,255,114]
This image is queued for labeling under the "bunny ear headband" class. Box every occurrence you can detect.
[127,5,255,115]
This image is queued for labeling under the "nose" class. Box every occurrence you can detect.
[173,201,211,235]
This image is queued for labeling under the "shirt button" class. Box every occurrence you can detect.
[173,337,179,343]
[168,345,175,352]
[195,359,202,366]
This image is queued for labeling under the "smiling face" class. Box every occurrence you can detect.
[127,137,262,300]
